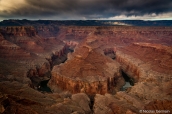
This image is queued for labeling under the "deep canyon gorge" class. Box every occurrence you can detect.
[0,20,172,114]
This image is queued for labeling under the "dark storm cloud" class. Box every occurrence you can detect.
[1,0,172,19]
[25,0,172,17]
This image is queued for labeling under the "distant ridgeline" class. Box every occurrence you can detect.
[0,19,172,26]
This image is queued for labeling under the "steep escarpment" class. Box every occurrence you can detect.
[94,26,172,46]
[56,26,94,42]
[0,26,77,90]
[93,43,172,114]
[36,26,59,37]
[114,43,172,102]
[116,51,171,99]
[116,43,172,78]
[48,36,122,95]
[0,32,31,59]
[0,26,71,60]
[0,41,31,59]
[27,40,79,91]
[0,26,37,37]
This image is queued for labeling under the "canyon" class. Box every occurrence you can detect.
[0,20,172,114]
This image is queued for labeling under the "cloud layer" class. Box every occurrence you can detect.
[0,0,172,20]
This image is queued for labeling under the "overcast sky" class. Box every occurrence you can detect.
[0,0,172,20]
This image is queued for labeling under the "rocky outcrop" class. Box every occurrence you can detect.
[114,43,172,106]
[0,27,74,91]
[71,93,91,114]
[49,50,121,95]
[144,100,172,112]
[0,33,31,59]
[0,81,91,114]
[103,47,116,59]
[93,93,140,114]
[36,26,59,37]
[0,41,31,59]
[115,50,141,82]
[27,62,51,79]
[116,42,172,81]
[48,37,122,95]
[64,41,78,48]
[56,26,94,42]
[93,92,172,114]
[1,26,37,37]
[26,40,79,89]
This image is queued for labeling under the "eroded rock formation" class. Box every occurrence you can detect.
[1,26,37,37]
[48,38,122,95]
[0,81,91,114]
[0,24,172,114]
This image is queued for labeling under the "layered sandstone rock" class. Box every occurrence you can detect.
[49,51,121,95]
[71,93,91,113]
[94,92,172,114]
[0,32,31,59]
[0,41,31,59]
[36,25,59,37]
[93,93,140,114]
[1,26,37,37]
[115,43,172,99]
[0,26,74,91]
[1,24,172,114]
[48,36,122,95]
[144,100,172,112]
[0,81,91,114]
